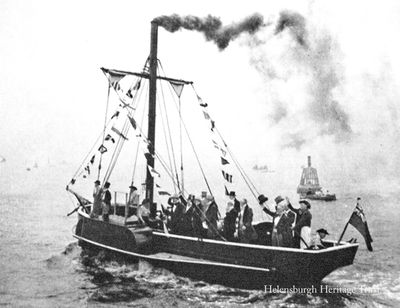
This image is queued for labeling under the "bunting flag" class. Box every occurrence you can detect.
[156,184,161,188]
[221,157,230,165]
[158,191,171,196]
[220,148,227,157]
[70,178,76,185]
[203,111,210,120]
[111,127,128,140]
[111,111,120,119]
[222,170,233,183]
[90,155,95,164]
[126,89,133,99]
[84,165,90,175]
[128,115,137,129]
[170,81,184,98]
[224,185,229,196]
[210,120,215,131]
[349,205,373,251]
[144,152,154,161]
[103,69,125,89]
[111,81,121,91]
[148,166,161,177]
[132,80,141,91]
[197,95,208,107]
[105,134,115,143]
[98,145,107,154]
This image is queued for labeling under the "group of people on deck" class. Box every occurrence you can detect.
[90,180,327,249]
[258,194,312,249]
[90,180,111,222]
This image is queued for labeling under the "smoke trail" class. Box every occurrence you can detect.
[153,13,265,50]
[275,10,307,47]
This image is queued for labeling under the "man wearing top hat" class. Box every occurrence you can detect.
[223,191,240,241]
[91,180,103,218]
[258,195,294,247]
[287,198,312,248]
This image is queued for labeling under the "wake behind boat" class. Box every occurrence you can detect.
[66,21,360,289]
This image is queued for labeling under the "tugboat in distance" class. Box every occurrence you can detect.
[297,156,336,201]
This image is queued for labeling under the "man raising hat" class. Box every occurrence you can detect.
[288,198,312,249]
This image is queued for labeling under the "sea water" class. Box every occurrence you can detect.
[0,165,399,307]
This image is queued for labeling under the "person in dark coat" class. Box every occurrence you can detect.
[223,191,240,241]
[204,195,220,239]
[168,194,186,234]
[259,195,293,247]
[288,199,312,248]
[102,182,111,222]
[237,199,258,243]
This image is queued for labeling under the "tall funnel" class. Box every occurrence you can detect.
[146,21,158,216]
[308,156,311,167]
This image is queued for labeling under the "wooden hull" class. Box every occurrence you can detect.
[74,209,358,289]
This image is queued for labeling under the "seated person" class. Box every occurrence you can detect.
[310,228,329,249]
[137,198,150,226]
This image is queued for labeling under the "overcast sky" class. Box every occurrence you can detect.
[1,0,400,198]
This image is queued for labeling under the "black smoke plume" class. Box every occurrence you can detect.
[275,10,307,47]
[153,13,265,50]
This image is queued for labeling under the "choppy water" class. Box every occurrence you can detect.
[0,166,399,307]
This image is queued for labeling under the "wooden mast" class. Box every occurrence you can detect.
[146,21,158,216]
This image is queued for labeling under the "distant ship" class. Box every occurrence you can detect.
[297,156,336,201]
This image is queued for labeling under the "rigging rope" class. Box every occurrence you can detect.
[190,84,260,203]
[163,79,214,198]
[158,76,181,192]
[98,84,111,180]
[131,82,148,185]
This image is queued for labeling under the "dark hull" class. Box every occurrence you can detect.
[74,209,358,289]
[302,194,337,201]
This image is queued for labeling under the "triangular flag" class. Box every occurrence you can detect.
[84,165,90,175]
[158,191,171,196]
[90,155,95,164]
[147,166,161,177]
[224,185,229,196]
[128,116,137,130]
[111,111,120,119]
[170,81,184,98]
[211,120,215,131]
[105,134,115,143]
[221,157,229,165]
[98,145,107,154]
[133,80,141,90]
[222,170,233,183]
[111,127,128,140]
[203,111,210,120]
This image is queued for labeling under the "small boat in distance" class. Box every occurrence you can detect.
[297,156,336,201]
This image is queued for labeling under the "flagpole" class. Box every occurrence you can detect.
[336,220,350,245]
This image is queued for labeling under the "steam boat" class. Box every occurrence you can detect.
[68,21,357,289]
[297,156,337,201]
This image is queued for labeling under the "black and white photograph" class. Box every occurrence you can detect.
[0,0,399,307]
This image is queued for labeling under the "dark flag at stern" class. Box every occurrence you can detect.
[349,204,373,251]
